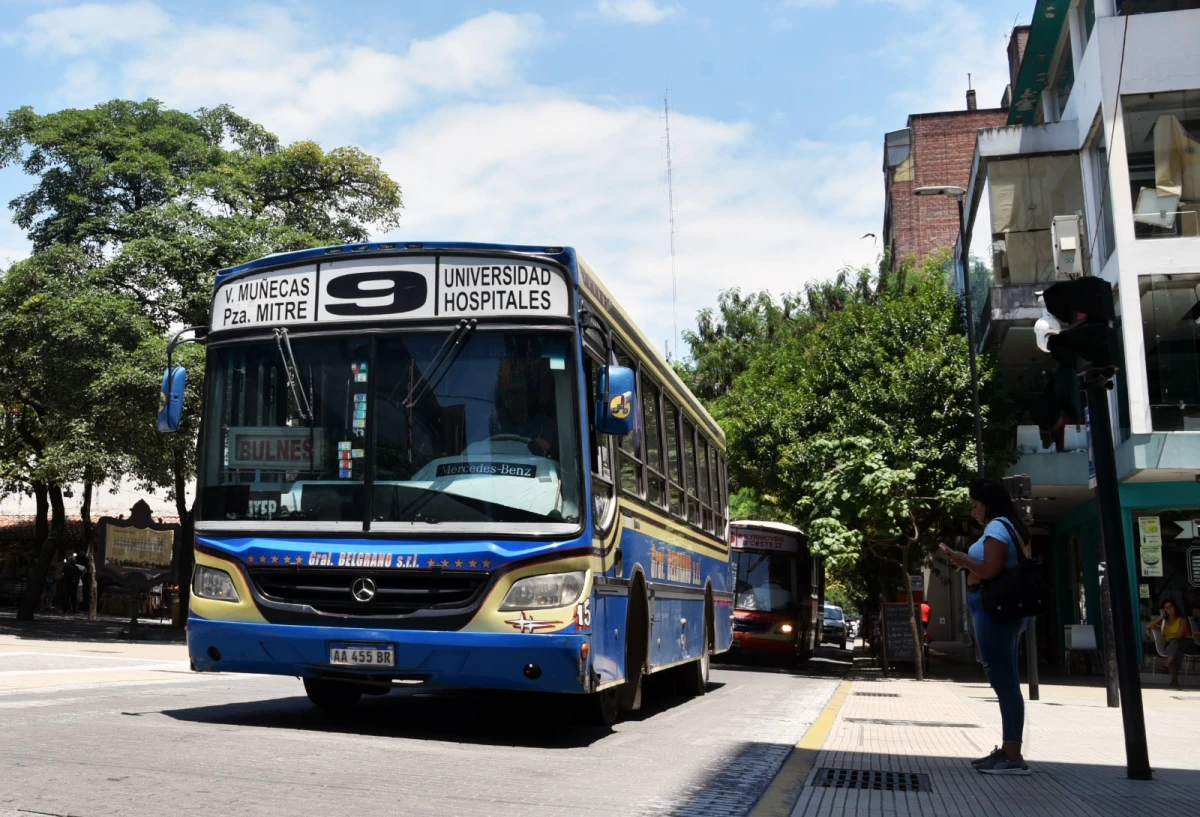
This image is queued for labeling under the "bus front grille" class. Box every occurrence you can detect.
[733,619,772,633]
[247,567,489,617]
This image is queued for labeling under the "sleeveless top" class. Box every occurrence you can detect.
[966,517,1021,569]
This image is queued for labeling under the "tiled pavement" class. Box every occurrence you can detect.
[789,671,1200,816]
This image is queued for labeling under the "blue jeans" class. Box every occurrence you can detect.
[968,588,1028,743]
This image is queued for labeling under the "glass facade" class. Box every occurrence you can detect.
[1123,90,1200,240]
[1139,274,1200,431]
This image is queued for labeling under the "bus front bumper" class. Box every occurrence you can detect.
[187,616,589,694]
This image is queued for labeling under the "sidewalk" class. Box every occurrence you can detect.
[783,670,1199,816]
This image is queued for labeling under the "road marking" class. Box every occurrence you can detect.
[0,696,86,710]
[0,651,168,662]
[0,662,189,676]
[747,679,851,817]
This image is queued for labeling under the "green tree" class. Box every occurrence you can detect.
[0,99,403,622]
[723,258,1012,678]
[0,246,164,620]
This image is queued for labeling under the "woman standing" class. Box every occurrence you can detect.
[1147,599,1196,689]
[940,480,1031,775]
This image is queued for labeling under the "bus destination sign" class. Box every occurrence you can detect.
[730,529,799,553]
[212,255,570,332]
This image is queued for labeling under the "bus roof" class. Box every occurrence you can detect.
[730,520,803,535]
[214,241,575,287]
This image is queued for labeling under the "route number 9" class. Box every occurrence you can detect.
[324,271,428,316]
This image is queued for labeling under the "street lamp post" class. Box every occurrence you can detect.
[914,185,985,476]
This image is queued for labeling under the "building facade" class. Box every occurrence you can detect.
[883,98,1008,271]
[961,0,1200,669]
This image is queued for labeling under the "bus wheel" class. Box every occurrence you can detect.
[303,678,363,711]
[679,618,711,697]
[577,686,620,727]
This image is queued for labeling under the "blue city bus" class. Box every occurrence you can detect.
[159,242,733,724]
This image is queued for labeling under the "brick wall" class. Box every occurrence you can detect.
[886,108,1008,269]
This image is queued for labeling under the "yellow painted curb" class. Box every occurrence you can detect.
[748,679,852,817]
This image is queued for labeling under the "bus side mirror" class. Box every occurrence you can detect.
[157,366,187,432]
[594,364,636,436]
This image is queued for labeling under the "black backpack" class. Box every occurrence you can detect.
[980,518,1051,621]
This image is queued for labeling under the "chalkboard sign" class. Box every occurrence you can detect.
[882,603,917,663]
[1189,546,1200,588]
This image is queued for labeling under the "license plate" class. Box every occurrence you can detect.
[329,642,395,667]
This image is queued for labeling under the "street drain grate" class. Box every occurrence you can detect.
[811,768,931,792]
[853,692,900,697]
[845,717,979,728]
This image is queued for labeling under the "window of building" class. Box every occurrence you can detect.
[1086,122,1117,269]
[1050,40,1075,121]
[1123,90,1200,240]
[987,156,1085,284]
[641,375,667,509]
[1140,273,1200,430]
[614,346,643,497]
[665,399,685,518]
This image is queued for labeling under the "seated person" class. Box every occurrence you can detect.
[1147,599,1198,689]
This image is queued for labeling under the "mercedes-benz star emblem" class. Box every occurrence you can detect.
[351,577,377,603]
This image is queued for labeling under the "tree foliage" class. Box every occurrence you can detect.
[0,99,403,621]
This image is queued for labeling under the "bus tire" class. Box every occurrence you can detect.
[618,577,648,712]
[303,678,363,711]
[680,613,711,697]
[577,686,620,727]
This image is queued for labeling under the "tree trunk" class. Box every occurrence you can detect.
[903,545,925,681]
[17,484,67,621]
[172,446,193,628]
[81,480,98,623]
[17,482,52,621]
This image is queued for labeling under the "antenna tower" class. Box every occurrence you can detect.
[664,91,679,361]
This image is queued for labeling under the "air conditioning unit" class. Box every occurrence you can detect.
[1051,214,1085,279]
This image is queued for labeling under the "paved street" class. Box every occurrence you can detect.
[0,624,843,817]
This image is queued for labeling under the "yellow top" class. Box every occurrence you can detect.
[1163,616,1189,644]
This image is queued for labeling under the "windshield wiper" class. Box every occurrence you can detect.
[403,319,477,409]
[274,328,312,420]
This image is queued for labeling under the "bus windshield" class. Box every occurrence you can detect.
[733,550,796,613]
[199,330,582,527]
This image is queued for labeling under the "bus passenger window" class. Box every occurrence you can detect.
[683,420,700,526]
[665,401,684,518]
[642,377,667,508]
[615,347,643,497]
[697,439,712,532]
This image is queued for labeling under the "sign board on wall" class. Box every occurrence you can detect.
[1140,544,1163,578]
[1189,546,1200,588]
[1138,517,1162,547]
[211,256,571,333]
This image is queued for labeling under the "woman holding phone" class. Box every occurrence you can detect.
[940,480,1032,775]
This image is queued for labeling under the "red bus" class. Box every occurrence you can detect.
[728,521,822,663]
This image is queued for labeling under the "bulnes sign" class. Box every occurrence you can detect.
[212,256,570,332]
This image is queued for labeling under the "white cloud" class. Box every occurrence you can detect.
[111,9,545,142]
[17,1,169,55]
[380,99,879,351]
[595,1,679,24]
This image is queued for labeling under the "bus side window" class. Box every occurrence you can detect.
[665,400,685,519]
[697,437,712,533]
[615,345,644,498]
[584,353,616,531]
[641,375,667,509]
[682,420,700,527]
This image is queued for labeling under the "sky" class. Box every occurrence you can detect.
[0,0,1036,358]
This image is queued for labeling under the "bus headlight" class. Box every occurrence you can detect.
[499,571,585,611]
[778,623,795,634]
[194,566,240,602]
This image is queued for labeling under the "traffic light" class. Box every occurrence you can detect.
[1034,276,1120,375]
